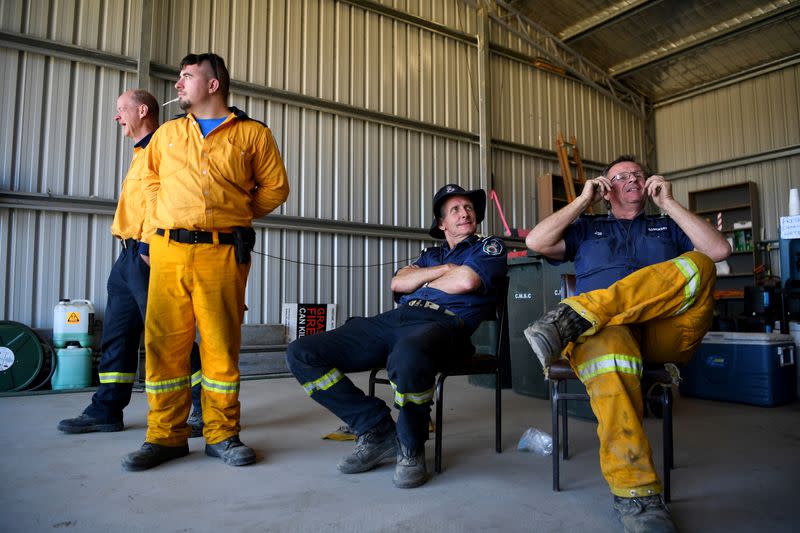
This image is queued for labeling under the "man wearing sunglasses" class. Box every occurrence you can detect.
[524,155,730,532]
[122,53,289,471]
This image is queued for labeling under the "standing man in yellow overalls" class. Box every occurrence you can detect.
[122,53,289,471]
[525,155,730,532]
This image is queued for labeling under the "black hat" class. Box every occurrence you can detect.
[428,184,486,239]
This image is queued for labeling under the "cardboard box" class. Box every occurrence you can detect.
[283,304,337,342]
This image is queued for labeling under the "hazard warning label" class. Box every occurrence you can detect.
[66,312,81,324]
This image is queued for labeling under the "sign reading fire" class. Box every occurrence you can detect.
[283,303,337,342]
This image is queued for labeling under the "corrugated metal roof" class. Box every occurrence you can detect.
[514,0,800,102]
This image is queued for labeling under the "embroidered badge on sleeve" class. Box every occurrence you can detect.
[482,238,503,256]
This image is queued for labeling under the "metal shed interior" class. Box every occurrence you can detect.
[1,1,800,532]
[1,0,798,331]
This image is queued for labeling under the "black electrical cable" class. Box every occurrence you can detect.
[251,250,421,268]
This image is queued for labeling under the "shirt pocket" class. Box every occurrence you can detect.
[641,232,679,264]
[575,236,617,277]
[217,138,253,188]
[160,137,189,178]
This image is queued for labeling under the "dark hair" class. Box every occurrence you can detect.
[128,89,159,122]
[180,53,230,99]
[601,154,645,177]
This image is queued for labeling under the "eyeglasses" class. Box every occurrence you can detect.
[610,171,646,183]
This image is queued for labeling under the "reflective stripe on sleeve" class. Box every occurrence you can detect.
[98,372,136,384]
[191,370,202,388]
[301,368,343,396]
[145,375,191,394]
[671,256,700,315]
[576,354,643,382]
[201,375,240,394]
[390,380,434,406]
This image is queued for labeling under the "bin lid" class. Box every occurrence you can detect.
[507,251,542,265]
[702,331,794,345]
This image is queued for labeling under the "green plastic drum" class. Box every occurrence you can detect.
[0,321,45,392]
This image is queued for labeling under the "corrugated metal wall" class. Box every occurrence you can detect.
[655,63,800,247]
[0,0,644,329]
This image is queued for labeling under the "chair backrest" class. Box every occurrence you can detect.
[470,276,509,357]
[560,273,577,299]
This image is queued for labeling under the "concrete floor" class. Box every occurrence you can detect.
[2,374,799,533]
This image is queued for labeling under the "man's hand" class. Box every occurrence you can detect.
[140,254,151,266]
[579,176,611,204]
[644,175,673,209]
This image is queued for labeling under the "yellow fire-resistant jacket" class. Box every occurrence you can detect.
[143,107,289,237]
[110,133,155,242]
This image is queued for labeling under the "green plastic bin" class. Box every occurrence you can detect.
[505,253,574,399]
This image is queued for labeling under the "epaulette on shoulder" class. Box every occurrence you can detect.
[230,106,269,128]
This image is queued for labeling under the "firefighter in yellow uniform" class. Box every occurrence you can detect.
[58,89,204,437]
[525,156,731,532]
[122,53,289,471]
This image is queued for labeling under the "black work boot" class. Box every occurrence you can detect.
[122,442,189,471]
[58,414,124,434]
[205,435,256,466]
[393,440,428,489]
[524,303,592,369]
[613,494,677,533]
[337,417,397,474]
[187,408,204,438]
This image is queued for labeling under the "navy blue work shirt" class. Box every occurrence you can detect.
[396,234,508,331]
[558,212,693,295]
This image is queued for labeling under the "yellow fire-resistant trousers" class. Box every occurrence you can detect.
[561,251,716,497]
[144,232,250,446]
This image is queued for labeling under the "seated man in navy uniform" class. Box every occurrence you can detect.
[286,184,507,488]
[524,155,730,532]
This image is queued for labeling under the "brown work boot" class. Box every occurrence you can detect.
[613,494,677,533]
[337,417,397,474]
[205,435,256,466]
[393,440,428,489]
[524,303,592,369]
[187,408,204,438]
[122,442,189,471]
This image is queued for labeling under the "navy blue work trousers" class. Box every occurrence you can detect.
[286,305,471,451]
[83,243,201,423]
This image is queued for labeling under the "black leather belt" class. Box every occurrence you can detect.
[120,238,139,250]
[156,228,235,245]
[406,299,456,317]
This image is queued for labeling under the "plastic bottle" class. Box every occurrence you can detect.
[517,427,553,456]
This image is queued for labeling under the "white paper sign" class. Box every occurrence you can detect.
[780,216,800,239]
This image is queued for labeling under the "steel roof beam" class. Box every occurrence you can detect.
[559,0,663,42]
[609,1,800,78]
[490,0,647,116]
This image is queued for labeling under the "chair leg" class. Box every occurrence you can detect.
[435,374,446,474]
[663,385,673,503]
[561,381,570,461]
[495,368,502,454]
[551,380,560,492]
[368,368,378,397]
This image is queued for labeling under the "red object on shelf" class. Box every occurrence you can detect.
[488,189,530,239]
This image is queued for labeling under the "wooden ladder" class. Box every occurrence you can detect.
[555,132,590,212]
